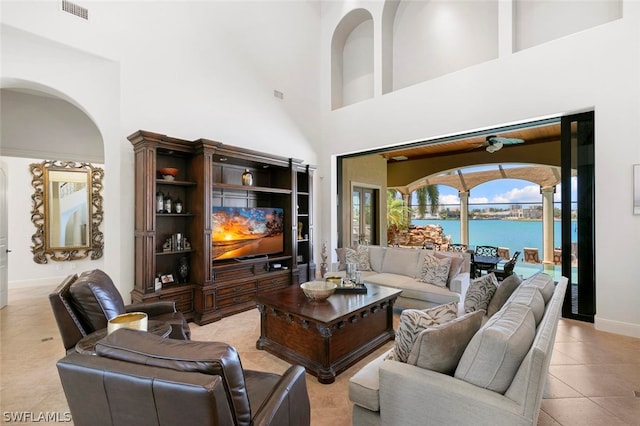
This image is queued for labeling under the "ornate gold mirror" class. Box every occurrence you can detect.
[30,160,104,263]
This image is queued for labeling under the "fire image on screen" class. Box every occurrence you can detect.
[211,207,284,260]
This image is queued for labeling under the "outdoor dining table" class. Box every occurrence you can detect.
[472,255,503,277]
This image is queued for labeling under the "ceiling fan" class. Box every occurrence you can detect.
[485,135,524,153]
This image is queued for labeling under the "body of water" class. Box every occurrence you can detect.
[411,219,577,254]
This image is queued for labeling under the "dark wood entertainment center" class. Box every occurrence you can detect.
[128,130,315,324]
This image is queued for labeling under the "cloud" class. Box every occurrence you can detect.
[491,184,542,203]
[439,194,460,205]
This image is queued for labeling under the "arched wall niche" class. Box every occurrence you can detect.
[1,79,104,163]
[390,0,499,91]
[331,8,374,110]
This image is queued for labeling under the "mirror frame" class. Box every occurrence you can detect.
[30,160,104,263]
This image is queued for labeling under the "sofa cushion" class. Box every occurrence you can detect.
[345,245,372,271]
[522,272,555,303]
[417,254,451,287]
[368,246,386,272]
[407,310,484,375]
[349,349,391,411]
[385,302,458,363]
[365,274,460,305]
[486,274,522,318]
[464,273,498,313]
[455,303,536,394]
[381,247,422,277]
[507,285,545,325]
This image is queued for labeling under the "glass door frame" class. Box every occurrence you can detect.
[561,111,595,322]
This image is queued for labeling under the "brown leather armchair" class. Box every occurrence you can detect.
[49,269,190,353]
[57,329,310,426]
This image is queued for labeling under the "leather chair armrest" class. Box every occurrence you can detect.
[125,301,177,316]
[251,365,310,426]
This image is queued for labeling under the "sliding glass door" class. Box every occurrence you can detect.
[561,111,595,322]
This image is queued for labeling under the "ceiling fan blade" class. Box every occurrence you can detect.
[491,136,524,145]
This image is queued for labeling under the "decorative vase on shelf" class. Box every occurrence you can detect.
[241,169,253,186]
[163,192,173,213]
[178,256,189,284]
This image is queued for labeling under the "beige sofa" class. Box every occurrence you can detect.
[349,273,568,426]
[328,246,471,310]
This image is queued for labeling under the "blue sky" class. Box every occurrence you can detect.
[430,166,576,207]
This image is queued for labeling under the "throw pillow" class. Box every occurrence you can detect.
[486,274,522,318]
[433,251,465,284]
[345,245,372,271]
[407,310,484,375]
[522,272,555,303]
[455,303,536,393]
[417,254,452,287]
[335,247,348,271]
[385,302,458,363]
[464,273,498,314]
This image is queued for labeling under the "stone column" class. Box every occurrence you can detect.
[459,191,469,246]
[541,186,556,269]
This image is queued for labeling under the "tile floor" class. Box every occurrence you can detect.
[1,285,639,425]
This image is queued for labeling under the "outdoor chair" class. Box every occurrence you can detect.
[489,251,520,281]
[554,248,562,265]
[523,247,541,263]
[448,243,467,252]
[475,245,498,257]
[497,247,510,260]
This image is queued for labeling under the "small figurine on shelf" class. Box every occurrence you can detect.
[298,221,303,240]
[156,191,164,213]
[178,256,189,284]
[241,169,253,186]
[162,238,172,252]
[174,197,183,214]
[183,237,191,250]
[163,192,173,213]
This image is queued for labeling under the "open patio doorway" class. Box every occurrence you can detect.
[336,112,596,323]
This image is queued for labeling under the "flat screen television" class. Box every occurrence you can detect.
[211,206,284,261]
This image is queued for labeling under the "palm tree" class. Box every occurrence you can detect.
[415,185,439,218]
[387,190,411,236]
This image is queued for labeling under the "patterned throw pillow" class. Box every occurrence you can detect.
[418,254,452,287]
[385,302,458,363]
[344,245,372,271]
[464,273,498,314]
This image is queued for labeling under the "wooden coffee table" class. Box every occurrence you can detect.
[256,283,402,384]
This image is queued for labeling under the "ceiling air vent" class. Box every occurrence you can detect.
[61,0,88,20]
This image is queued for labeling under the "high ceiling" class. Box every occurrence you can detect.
[378,121,565,191]
[380,122,561,163]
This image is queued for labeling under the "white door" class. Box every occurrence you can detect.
[0,167,7,308]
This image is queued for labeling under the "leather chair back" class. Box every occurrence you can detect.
[49,274,89,353]
[56,329,311,426]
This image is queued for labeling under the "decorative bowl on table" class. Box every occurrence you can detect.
[159,167,179,181]
[300,281,337,301]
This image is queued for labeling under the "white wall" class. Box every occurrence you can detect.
[0,1,321,299]
[319,1,640,337]
[393,0,498,90]
[1,89,104,163]
[1,157,105,287]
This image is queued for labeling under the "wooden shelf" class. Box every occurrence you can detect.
[213,182,292,194]
[156,179,197,186]
[157,249,193,256]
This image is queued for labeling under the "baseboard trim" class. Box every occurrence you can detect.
[8,276,65,289]
[595,315,640,339]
